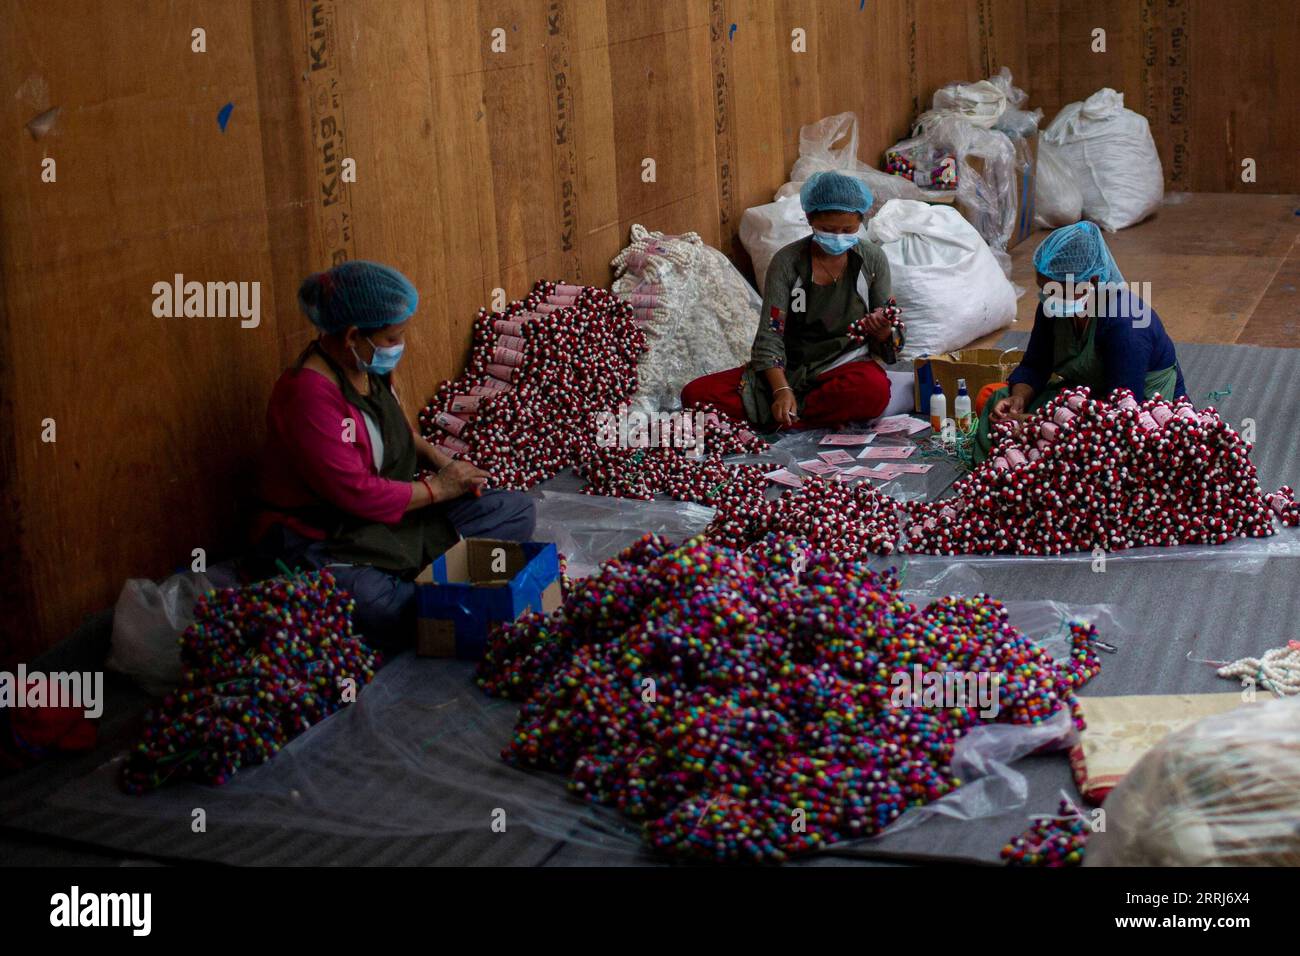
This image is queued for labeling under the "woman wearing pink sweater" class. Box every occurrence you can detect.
[252,261,535,652]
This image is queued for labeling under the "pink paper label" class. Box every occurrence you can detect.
[764,468,803,488]
[818,450,856,465]
[820,433,875,445]
[858,446,916,459]
[797,459,840,475]
[492,347,525,367]
[871,415,929,436]
[841,465,878,478]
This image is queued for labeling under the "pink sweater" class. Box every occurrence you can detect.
[254,367,414,542]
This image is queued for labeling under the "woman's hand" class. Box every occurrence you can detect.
[432,460,490,501]
[417,435,454,470]
[771,390,799,428]
[862,309,892,342]
[990,393,1027,423]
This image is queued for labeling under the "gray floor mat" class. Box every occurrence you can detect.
[4,337,1297,866]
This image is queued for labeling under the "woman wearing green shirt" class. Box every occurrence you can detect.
[682,171,903,428]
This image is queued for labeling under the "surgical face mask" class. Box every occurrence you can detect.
[812,230,858,256]
[1038,285,1093,319]
[353,336,405,375]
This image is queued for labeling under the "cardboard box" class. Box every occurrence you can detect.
[414,539,562,660]
[913,348,1025,413]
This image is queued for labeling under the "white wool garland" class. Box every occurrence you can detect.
[611,225,759,413]
[1218,642,1300,697]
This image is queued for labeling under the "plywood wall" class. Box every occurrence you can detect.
[0,0,1290,658]
[1026,0,1300,193]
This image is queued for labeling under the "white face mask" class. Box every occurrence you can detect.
[352,336,405,374]
[1039,285,1093,319]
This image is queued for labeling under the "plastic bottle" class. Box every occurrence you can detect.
[929,381,946,433]
[954,378,972,431]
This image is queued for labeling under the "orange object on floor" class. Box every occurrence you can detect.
[0,677,98,773]
[975,381,1008,416]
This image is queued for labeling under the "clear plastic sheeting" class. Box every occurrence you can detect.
[108,572,216,696]
[739,425,963,504]
[866,598,1128,836]
[530,489,715,578]
[530,455,1300,578]
[895,526,1300,581]
[49,655,647,860]
[890,69,1041,276]
[880,708,1074,835]
[1086,694,1300,866]
[999,600,1134,661]
[50,599,1120,864]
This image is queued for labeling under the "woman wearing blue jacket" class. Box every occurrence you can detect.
[973,221,1186,462]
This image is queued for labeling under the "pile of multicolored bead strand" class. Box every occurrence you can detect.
[121,569,379,794]
[477,534,1101,862]
[1001,799,1092,866]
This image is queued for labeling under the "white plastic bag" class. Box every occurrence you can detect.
[896,69,1040,275]
[784,114,924,207]
[611,225,760,412]
[1033,140,1083,228]
[932,77,1008,128]
[109,572,213,695]
[1042,88,1163,231]
[866,199,1016,358]
[1086,694,1300,866]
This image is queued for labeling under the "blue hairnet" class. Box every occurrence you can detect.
[799,171,873,216]
[1033,221,1125,286]
[299,260,419,334]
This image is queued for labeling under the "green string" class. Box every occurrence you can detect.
[914,418,980,472]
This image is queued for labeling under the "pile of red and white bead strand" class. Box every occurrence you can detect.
[419,281,647,490]
[902,387,1282,556]
[578,402,768,503]
[708,475,902,558]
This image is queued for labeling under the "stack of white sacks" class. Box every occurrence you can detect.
[738,85,1165,364]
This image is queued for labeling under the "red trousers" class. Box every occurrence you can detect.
[682,361,890,429]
